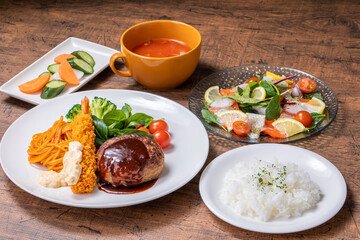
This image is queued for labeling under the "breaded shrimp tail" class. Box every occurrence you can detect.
[70,97,97,193]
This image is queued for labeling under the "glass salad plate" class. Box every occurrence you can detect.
[188,65,338,144]
[0,90,209,208]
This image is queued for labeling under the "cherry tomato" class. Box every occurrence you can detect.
[298,78,316,93]
[138,127,150,133]
[149,120,169,134]
[153,130,171,149]
[232,121,250,136]
[295,111,313,127]
[246,77,260,83]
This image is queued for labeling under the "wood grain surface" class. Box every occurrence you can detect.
[1,0,359,239]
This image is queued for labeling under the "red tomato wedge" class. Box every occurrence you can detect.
[18,73,51,93]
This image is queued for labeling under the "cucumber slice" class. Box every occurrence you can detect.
[67,58,94,74]
[71,51,95,67]
[40,80,67,99]
[47,63,60,74]
[39,72,51,77]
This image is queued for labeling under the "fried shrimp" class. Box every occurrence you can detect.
[70,97,97,193]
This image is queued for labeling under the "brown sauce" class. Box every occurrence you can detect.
[98,179,158,194]
[98,138,149,185]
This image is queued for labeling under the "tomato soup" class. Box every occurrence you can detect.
[131,38,191,58]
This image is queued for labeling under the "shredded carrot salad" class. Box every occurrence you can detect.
[27,116,72,172]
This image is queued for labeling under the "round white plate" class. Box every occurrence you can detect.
[0,89,209,208]
[199,144,347,234]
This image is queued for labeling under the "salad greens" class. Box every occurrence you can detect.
[201,109,226,131]
[303,92,324,101]
[265,95,281,120]
[66,97,154,145]
[260,80,277,98]
[202,71,328,139]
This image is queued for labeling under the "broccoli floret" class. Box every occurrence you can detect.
[65,104,81,122]
[90,97,117,119]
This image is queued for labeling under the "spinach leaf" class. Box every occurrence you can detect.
[109,128,155,139]
[303,92,324,101]
[239,104,258,113]
[201,109,226,131]
[121,103,132,118]
[252,101,269,107]
[265,95,281,120]
[103,109,126,127]
[260,80,276,98]
[91,115,108,143]
[242,82,259,98]
[226,82,262,104]
[125,113,153,128]
[237,87,243,96]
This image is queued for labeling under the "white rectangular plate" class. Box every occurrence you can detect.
[0,37,118,105]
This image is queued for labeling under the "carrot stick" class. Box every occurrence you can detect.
[262,128,287,138]
[18,73,51,93]
[54,54,76,64]
[58,60,79,85]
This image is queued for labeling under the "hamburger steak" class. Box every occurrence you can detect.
[97,134,164,186]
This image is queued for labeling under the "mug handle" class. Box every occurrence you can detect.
[109,52,132,77]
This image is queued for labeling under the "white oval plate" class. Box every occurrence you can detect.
[0,89,209,208]
[0,37,117,105]
[199,144,346,234]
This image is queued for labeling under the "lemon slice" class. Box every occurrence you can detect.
[272,118,305,137]
[300,97,326,114]
[251,87,266,100]
[217,110,248,132]
[204,86,222,104]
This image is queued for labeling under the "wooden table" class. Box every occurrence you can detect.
[1,0,359,239]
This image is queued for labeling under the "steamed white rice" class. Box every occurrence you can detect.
[220,160,321,221]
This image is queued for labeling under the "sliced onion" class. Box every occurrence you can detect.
[291,84,303,97]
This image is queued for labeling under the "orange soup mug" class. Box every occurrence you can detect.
[109,20,201,90]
